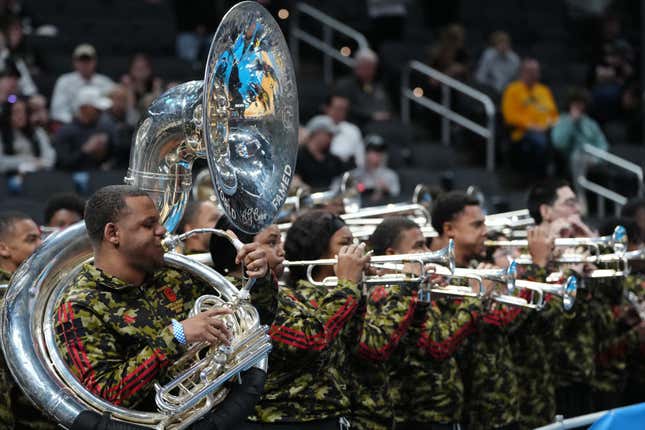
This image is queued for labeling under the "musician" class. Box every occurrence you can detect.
[430,192,522,430]
[592,218,645,410]
[44,192,85,230]
[355,217,481,430]
[54,185,270,429]
[247,210,369,430]
[177,200,222,254]
[0,211,54,429]
[527,179,597,418]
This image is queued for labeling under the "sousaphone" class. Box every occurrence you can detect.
[0,2,297,428]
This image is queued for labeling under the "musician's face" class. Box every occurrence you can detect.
[445,205,487,259]
[0,218,41,271]
[544,186,580,223]
[115,196,166,273]
[254,225,285,277]
[48,209,82,229]
[391,227,428,254]
[325,226,354,258]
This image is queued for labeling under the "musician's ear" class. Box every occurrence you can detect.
[443,221,455,238]
[104,222,120,247]
[539,203,551,223]
[0,240,10,258]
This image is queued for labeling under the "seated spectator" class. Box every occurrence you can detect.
[50,44,114,124]
[351,134,400,204]
[294,116,350,191]
[121,53,163,117]
[53,86,117,171]
[501,58,558,179]
[427,23,470,81]
[100,85,138,168]
[551,88,608,178]
[322,94,364,168]
[2,15,40,95]
[335,48,392,126]
[0,96,55,175]
[474,31,520,94]
[177,200,222,254]
[0,63,19,104]
[27,93,51,133]
[43,192,85,230]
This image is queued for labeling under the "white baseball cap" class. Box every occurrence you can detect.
[75,86,112,112]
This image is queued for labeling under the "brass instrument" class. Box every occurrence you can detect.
[1,2,298,428]
[514,276,577,311]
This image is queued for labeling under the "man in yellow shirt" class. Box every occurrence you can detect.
[502,58,558,180]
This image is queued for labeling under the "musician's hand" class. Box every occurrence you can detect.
[528,226,554,268]
[235,241,268,279]
[477,262,499,296]
[567,214,595,238]
[181,308,234,345]
[335,243,370,284]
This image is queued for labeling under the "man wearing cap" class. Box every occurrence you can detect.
[350,134,399,203]
[294,115,352,191]
[53,86,117,171]
[50,43,114,124]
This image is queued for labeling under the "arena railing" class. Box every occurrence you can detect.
[289,3,370,85]
[576,143,644,217]
[400,60,496,171]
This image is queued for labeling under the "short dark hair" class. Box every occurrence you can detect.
[209,215,253,275]
[177,200,203,234]
[527,179,570,224]
[84,185,148,244]
[284,210,346,285]
[566,87,591,109]
[431,191,480,235]
[621,197,645,218]
[44,193,85,225]
[324,93,349,107]
[369,217,419,254]
[0,211,31,240]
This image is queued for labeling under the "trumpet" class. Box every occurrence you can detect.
[282,240,456,288]
[514,276,577,311]
[485,225,628,255]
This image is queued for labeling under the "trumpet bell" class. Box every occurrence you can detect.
[562,276,577,311]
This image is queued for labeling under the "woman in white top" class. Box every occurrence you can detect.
[0,97,56,174]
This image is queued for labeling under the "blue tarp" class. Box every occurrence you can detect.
[589,402,645,429]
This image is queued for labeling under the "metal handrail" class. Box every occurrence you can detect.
[290,3,370,85]
[577,144,644,217]
[401,60,497,171]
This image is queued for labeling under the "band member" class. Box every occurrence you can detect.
[430,191,522,430]
[54,185,269,429]
[44,192,85,230]
[527,179,597,418]
[358,217,481,430]
[0,211,50,429]
[177,200,222,254]
[246,210,369,429]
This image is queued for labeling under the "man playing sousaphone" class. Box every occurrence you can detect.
[54,185,272,429]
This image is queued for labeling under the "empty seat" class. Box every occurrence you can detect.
[21,171,76,202]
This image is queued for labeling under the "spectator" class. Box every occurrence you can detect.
[0,96,55,175]
[351,134,400,204]
[53,86,116,171]
[177,200,222,254]
[2,15,40,95]
[294,116,349,191]
[320,93,364,167]
[50,43,114,124]
[551,88,608,178]
[474,31,520,93]
[501,58,558,179]
[335,48,392,126]
[43,192,85,229]
[427,23,470,81]
[27,93,50,132]
[100,85,138,168]
[120,53,163,117]
[0,62,19,104]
